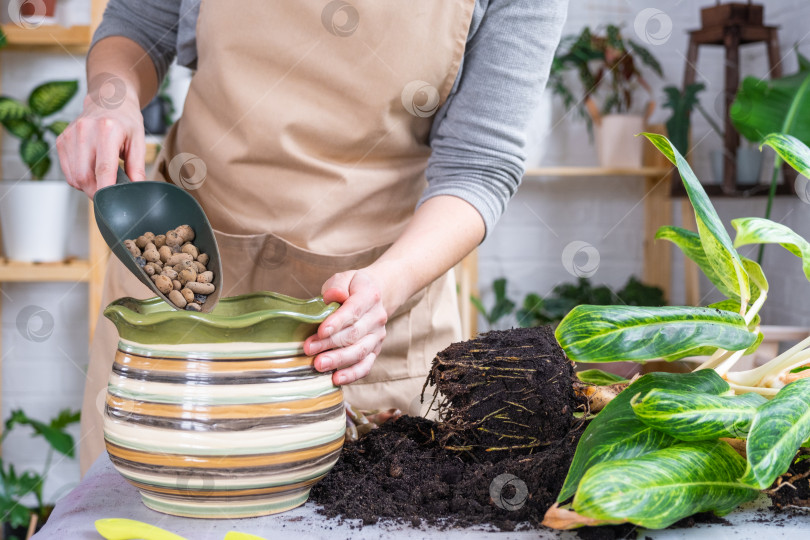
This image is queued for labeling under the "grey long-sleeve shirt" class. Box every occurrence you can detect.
[91,0,567,238]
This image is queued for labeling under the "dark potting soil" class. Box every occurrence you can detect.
[770,449,810,510]
[310,326,586,530]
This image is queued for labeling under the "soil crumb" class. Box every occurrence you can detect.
[310,327,586,530]
[770,449,810,510]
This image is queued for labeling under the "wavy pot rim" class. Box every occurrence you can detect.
[104,291,339,331]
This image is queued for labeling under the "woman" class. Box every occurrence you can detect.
[58,0,567,474]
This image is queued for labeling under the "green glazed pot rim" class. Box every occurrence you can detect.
[104,291,339,330]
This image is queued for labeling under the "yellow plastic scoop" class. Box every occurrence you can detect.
[95,518,186,540]
[94,519,269,540]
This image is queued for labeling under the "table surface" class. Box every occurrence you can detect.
[32,453,810,540]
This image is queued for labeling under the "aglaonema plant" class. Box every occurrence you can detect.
[543,132,810,530]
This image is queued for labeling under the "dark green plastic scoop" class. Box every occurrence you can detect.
[93,168,222,312]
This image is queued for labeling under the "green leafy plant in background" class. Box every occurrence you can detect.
[0,409,80,538]
[469,278,515,330]
[0,80,78,180]
[731,47,810,261]
[662,82,705,157]
[518,276,665,328]
[472,276,665,330]
[549,24,662,134]
[543,132,810,530]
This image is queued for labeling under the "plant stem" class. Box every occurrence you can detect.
[725,336,810,387]
[695,348,734,371]
[744,291,767,325]
[713,349,747,378]
[727,382,779,397]
[757,160,781,263]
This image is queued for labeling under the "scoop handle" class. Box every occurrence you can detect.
[116,167,131,185]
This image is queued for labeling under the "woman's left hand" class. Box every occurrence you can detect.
[304,269,389,386]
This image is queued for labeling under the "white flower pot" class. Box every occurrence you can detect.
[595,114,645,169]
[0,181,77,262]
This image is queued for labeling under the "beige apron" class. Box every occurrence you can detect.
[80,0,474,474]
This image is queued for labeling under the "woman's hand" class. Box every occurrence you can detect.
[57,87,146,197]
[304,269,390,386]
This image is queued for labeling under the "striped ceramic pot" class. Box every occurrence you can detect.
[102,292,344,519]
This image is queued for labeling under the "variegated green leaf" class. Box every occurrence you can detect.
[760,132,810,178]
[555,305,757,363]
[20,138,48,167]
[29,154,51,180]
[573,441,758,529]
[656,227,768,302]
[741,257,769,296]
[642,133,749,304]
[28,80,78,117]
[2,118,36,139]
[708,299,760,329]
[0,97,28,121]
[656,226,738,299]
[47,120,69,136]
[631,389,766,441]
[576,369,628,386]
[558,370,729,502]
[732,217,810,282]
[742,378,810,489]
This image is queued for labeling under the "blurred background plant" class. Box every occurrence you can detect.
[472,276,666,331]
[549,24,662,135]
[0,408,80,540]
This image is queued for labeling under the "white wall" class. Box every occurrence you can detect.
[478,0,810,330]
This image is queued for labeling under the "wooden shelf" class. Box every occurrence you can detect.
[524,166,672,177]
[0,259,92,282]
[1,24,91,52]
[145,141,161,165]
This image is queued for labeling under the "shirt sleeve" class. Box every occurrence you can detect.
[89,0,183,83]
[421,0,568,239]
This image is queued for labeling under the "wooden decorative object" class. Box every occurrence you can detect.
[682,1,793,196]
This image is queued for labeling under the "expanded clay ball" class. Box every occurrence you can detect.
[165,230,183,247]
[152,274,172,294]
[125,225,216,310]
[124,240,141,257]
[175,225,195,243]
[181,288,195,304]
[143,248,160,263]
[158,245,173,263]
[181,243,199,259]
[168,289,187,308]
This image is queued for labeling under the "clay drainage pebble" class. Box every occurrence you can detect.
[124,225,215,311]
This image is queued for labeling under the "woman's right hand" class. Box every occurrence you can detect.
[56,84,147,197]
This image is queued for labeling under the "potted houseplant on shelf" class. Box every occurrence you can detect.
[550,24,662,168]
[0,408,80,540]
[0,80,78,262]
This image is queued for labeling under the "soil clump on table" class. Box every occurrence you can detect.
[770,448,810,510]
[310,326,586,530]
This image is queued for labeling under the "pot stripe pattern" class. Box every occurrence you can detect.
[104,341,345,518]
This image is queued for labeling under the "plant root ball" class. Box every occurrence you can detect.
[426,326,580,460]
